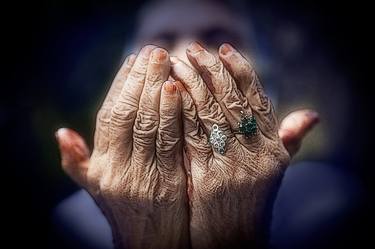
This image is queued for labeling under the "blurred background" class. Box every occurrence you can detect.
[1,0,372,248]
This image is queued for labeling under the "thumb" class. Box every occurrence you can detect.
[278,109,320,157]
[55,128,90,187]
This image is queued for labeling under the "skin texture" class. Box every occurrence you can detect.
[170,42,318,249]
[56,43,319,249]
[57,46,189,249]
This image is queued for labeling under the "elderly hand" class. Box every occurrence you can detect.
[56,46,189,249]
[171,42,319,249]
[56,42,318,249]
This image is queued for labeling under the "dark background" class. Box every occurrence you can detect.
[2,1,372,248]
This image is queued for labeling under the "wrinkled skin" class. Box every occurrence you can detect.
[171,42,293,249]
[56,43,319,249]
[57,46,189,249]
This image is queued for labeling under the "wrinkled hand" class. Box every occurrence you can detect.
[56,42,318,249]
[56,46,189,249]
[171,42,319,249]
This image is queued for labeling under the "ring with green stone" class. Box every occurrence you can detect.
[237,111,257,138]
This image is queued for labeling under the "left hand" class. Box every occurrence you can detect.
[171,42,318,249]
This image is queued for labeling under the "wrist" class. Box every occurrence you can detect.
[110,204,190,249]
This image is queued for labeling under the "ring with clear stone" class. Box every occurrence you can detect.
[209,124,227,155]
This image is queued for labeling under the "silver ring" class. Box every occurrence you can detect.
[209,124,227,155]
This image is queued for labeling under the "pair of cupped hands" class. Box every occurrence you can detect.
[56,42,319,249]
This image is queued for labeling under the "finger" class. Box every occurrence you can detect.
[102,54,137,111]
[219,43,278,139]
[185,42,259,146]
[55,128,90,187]
[95,54,136,153]
[108,45,156,162]
[171,56,236,155]
[156,81,183,175]
[176,80,211,194]
[278,110,320,157]
[132,48,170,167]
[175,81,211,160]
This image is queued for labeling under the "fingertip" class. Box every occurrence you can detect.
[163,80,177,94]
[187,41,204,54]
[219,43,235,56]
[126,53,137,65]
[55,128,89,187]
[140,44,157,58]
[55,128,80,143]
[55,128,90,159]
[55,128,71,145]
[150,47,169,64]
[56,127,68,137]
[305,110,320,123]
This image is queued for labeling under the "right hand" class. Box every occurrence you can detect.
[56,46,189,249]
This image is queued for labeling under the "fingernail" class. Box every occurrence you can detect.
[219,43,234,56]
[170,56,179,65]
[141,45,156,58]
[164,81,176,94]
[187,41,204,54]
[151,48,168,63]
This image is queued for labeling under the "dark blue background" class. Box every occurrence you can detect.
[1,1,372,248]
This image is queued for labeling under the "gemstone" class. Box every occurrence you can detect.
[238,114,257,137]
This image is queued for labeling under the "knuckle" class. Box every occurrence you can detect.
[206,57,224,74]
[146,71,164,83]
[133,112,159,139]
[156,131,180,153]
[111,92,137,113]
[96,108,110,125]
[184,71,202,88]
[184,129,211,155]
[236,60,252,77]
[221,88,242,109]
[184,118,199,135]
[115,69,129,83]
[196,94,217,113]
[160,102,178,118]
[110,105,137,128]
[127,67,146,83]
[242,63,253,78]
[211,106,227,125]
[160,110,176,120]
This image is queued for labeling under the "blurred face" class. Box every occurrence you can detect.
[134,1,252,63]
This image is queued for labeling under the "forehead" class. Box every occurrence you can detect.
[137,1,249,38]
